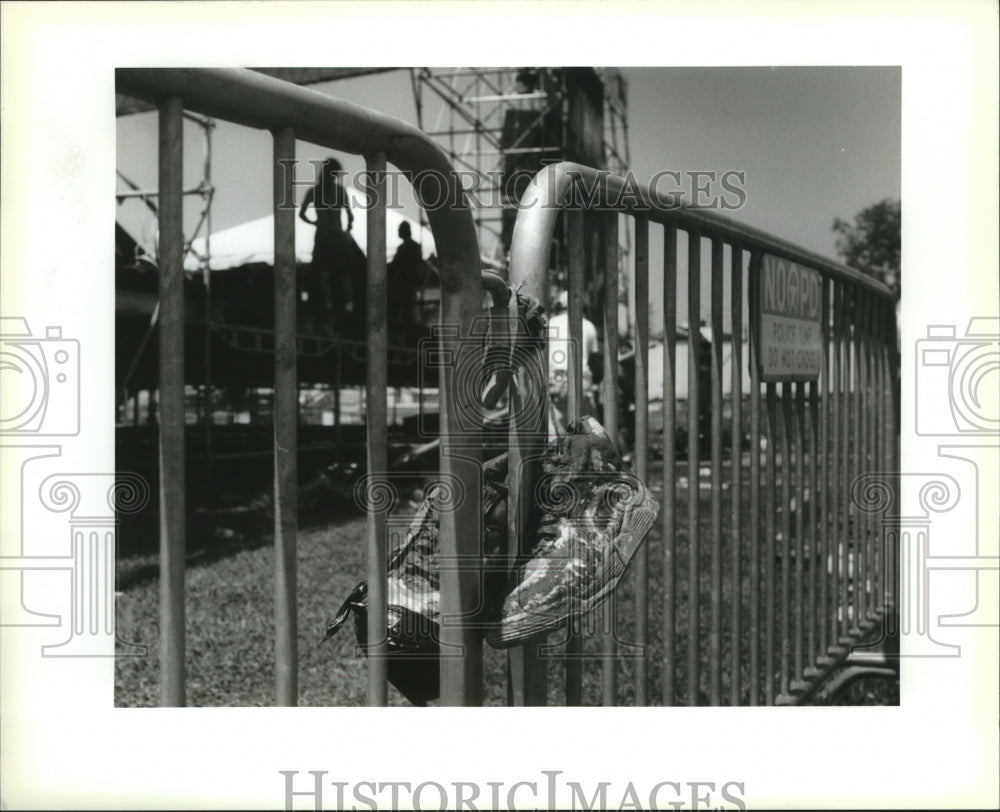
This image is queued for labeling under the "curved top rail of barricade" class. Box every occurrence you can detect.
[509,161,894,300]
[505,160,898,707]
[117,68,481,298]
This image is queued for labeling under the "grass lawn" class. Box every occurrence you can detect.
[116,454,898,707]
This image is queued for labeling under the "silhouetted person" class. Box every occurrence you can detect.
[515,69,540,94]
[299,157,354,334]
[387,221,424,344]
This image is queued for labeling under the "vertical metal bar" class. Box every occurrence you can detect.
[662,225,678,706]
[807,351,820,670]
[856,294,870,626]
[869,299,881,618]
[601,212,620,706]
[437,231,485,708]
[829,282,842,650]
[364,151,389,706]
[709,237,724,705]
[887,298,900,626]
[872,302,891,610]
[887,297,900,616]
[869,295,881,621]
[202,118,215,493]
[793,381,806,684]
[886,300,896,615]
[273,127,298,707]
[847,290,866,632]
[158,95,186,708]
[764,382,777,705]
[880,300,893,618]
[565,206,585,705]
[633,215,650,706]
[840,287,852,641]
[748,251,762,706]
[779,384,793,697]
[729,245,744,706]
[872,299,884,619]
[872,299,887,616]
[859,294,869,623]
[507,216,548,710]
[818,279,830,656]
[837,284,852,645]
[866,295,878,622]
[686,229,701,706]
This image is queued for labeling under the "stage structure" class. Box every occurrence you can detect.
[114,68,634,498]
[115,69,411,495]
[411,67,632,325]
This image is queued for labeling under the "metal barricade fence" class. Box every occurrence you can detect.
[507,161,899,706]
[116,70,898,707]
[116,68,485,707]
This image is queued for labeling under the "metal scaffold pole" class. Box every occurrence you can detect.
[411,66,632,306]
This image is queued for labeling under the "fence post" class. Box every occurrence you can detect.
[709,236,724,705]
[365,151,389,706]
[435,225,484,709]
[729,243,744,705]
[565,206,585,705]
[601,211,620,706]
[839,285,852,645]
[272,126,298,707]
[748,250,762,706]
[158,95,186,708]
[662,225,678,706]
[686,229,701,706]
[764,379,777,705]
[779,382,793,697]
[506,219,550,707]
[830,282,844,652]
[633,214,650,706]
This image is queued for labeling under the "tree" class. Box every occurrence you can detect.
[832,198,900,299]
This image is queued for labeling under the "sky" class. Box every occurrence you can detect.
[623,67,900,255]
[116,66,901,334]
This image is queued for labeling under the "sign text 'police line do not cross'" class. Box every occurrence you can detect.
[757,254,823,382]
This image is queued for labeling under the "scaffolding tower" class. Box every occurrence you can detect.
[411,67,632,308]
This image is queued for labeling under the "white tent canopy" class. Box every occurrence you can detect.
[185,188,436,272]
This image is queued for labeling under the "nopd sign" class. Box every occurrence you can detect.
[757,254,822,382]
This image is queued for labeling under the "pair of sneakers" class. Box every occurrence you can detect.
[323,415,660,703]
